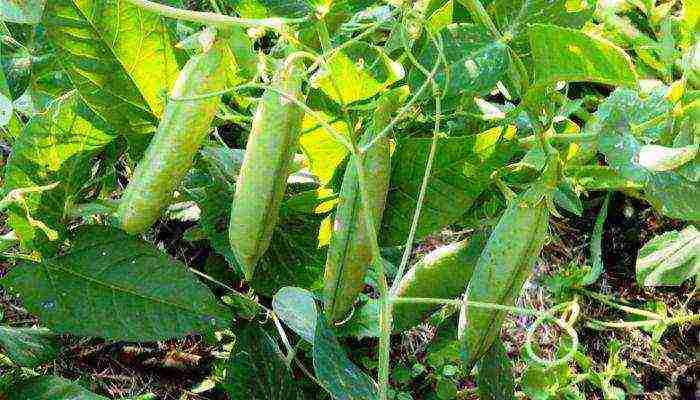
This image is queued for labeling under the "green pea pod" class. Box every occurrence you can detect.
[392,232,487,332]
[458,187,549,369]
[323,93,399,322]
[118,41,228,234]
[229,59,305,279]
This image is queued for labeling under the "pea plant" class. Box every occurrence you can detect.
[0,0,697,399]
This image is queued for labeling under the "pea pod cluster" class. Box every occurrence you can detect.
[323,93,399,322]
[229,59,305,279]
[391,232,487,332]
[458,187,550,369]
[117,40,228,234]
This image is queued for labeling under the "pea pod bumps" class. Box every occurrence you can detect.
[458,188,549,368]
[323,93,399,322]
[392,232,487,332]
[229,60,305,279]
[118,41,228,234]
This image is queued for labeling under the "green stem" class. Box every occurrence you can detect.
[123,0,305,30]
[362,60,441,152]
[580,289,663,320]
[391,297,544,317]
[457,0,499,39]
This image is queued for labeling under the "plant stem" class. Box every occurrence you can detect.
[362,60,440,153]
[390,78,442,293]
[392,297,545,317]
[123,0,305,30]
[457,0,499,39]
[579,289,663,320]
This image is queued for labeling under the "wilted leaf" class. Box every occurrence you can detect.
[2,225,231,341]
[313,314,379,400]
[636,226,699,287]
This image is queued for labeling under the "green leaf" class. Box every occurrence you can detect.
[311,42,404,105]
[636,226,699,287]
[552,181,583,216]
[44,0,180,144]
[2,91,115,254]
[380,126,516,246]
[581,193,611,286]
[8,375,107,400]
[224,324,307,400]
[313,313,379,400]
[299,110,350,185]
[564,166,644,191]
[644,172,700,221]
[272,286,318,343]
[0,326,58,367]
[520,366,553,400]
[484,0,593,58]
[0,0,46,24]
[529,24,637,88]
[2,225,231,341]
[476,340,516,400]
[408,24,510,103]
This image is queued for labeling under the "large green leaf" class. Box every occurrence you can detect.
[2,91,115,253]
[8,376,107,400]
[476,339,516,400]
[2,225,231,341]
[0,326,58,367]
[0,0,46,24]
[636,226,699,287]
[311,42,404,105]
[313,314,379,400]
[483,0,593,57]
[224,324,307,400]
[380,126,516,246]
[408,23,510,104]
[529,24,636,88]
[43,0,180,143]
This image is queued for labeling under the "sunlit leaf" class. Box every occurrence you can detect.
[636,226,699,287]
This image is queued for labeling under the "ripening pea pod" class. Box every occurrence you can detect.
[117,40,228,234]
[457,186,550,369]
[391,232,487,332]
[229,59,305,279]
[323,93,400,322]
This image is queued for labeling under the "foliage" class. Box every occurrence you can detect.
[0,0,697,399]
